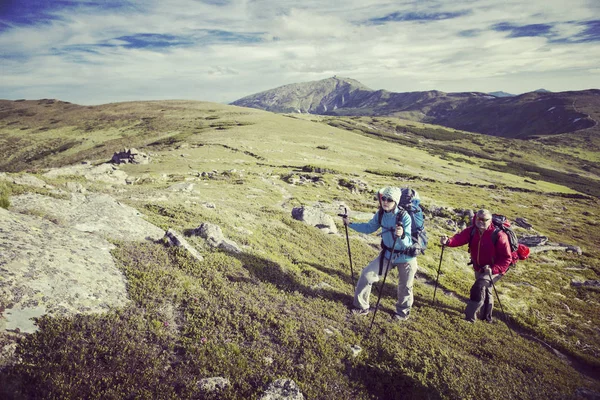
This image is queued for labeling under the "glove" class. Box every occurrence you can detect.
[482,265,492,276]
[440,236,449,246]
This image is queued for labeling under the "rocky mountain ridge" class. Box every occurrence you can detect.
[231,76,599,138]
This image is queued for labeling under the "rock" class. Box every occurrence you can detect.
[350,344,363,357]
[219,239,242,254]
[570,280,600,288]
[1,173,52,189]
[291,206,337,234]
[43,163,129,185]
[519,235,548,247]
[197,377,230,394]
[111,148,149,165]
[514,217,533,230]
[192,223,225,247]
[10,192,164,242]
[0,207,129,334]
[163,229,204,262]
[167,182,195,192]
[190,223,241,253]
[259,379,305,400]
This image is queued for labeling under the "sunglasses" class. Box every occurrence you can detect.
[380,196,395,203]
[477,217,491,222]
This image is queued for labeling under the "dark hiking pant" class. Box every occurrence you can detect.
[465,270,502,322]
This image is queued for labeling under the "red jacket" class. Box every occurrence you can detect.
[446,223,512,275]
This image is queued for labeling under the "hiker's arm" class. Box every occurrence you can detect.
[491,232,512,275]
[393,211,411,250]
[348,213,380,234]
[444,227,471,247]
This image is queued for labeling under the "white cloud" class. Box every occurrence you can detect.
[0,0,599,104]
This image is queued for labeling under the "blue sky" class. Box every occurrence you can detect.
[0,0,599,105]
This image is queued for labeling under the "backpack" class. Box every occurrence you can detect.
[469,213,530,267]
[378,188,428,256]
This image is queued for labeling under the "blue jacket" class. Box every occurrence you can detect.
[349,208,415,264]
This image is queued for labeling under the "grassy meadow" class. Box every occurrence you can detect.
[0,99,599,399]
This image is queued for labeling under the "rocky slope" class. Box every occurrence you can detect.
[231,76,599,138]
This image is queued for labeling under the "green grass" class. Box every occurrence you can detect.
[0,99,599,399]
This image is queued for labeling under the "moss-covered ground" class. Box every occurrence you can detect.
[0,99,599,399]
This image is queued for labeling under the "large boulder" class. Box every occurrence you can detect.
[291,206,338,234]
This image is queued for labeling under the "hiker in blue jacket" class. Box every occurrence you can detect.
[342,187,418,321]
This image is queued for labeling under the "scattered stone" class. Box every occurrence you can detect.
[291,206,337,234]
[192,223,225,247]
[167,182,195,192]
[350,344,363,358]
[259,379,305,400]
[263,356,274,365]
[111,148,149,165]
[570,280,600,288]
[514,217,533,230]
[163,229,204,262]
[519,235,549,247]
[197,377,230,394]
[219,238,242,254]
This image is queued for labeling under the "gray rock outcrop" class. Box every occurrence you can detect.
[197,377,231,394]
[0,207,129,334]
[10,193,164,242]
[259,379,305,400]
[43,163,129,185]
[291,206,338,234]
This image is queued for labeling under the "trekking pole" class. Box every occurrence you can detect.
[488,270,514,337]
[338,207,356,290]
[432,245,445,303]
[365,234,399,340]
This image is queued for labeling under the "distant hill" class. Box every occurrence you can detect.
[231,77,599,138]
[488,91,515,97]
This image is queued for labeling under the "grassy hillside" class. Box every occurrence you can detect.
[0,99,599,399]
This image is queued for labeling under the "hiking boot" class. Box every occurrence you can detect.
[393,313,409,322]
[351,308,370,316]
[463,317,475,324]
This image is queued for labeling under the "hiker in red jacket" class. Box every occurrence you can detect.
[440,209,511,323]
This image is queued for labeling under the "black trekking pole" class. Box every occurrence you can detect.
[365,234,399,340]
[488,270,514,337]
[432,245,445,304]
[338,207,356,290]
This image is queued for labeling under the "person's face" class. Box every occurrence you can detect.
[475,213,492,232]
[380,195,396,211]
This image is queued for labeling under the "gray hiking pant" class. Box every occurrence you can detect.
[353,254,418,317]
[465,270,502,322]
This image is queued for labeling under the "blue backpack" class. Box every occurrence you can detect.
[378,188,428,256]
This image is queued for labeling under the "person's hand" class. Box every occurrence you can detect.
[482,265,492,276]
[395,225,404,237]
[342,216,350,226]
[440,235,449,246]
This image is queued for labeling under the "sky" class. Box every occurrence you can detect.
[1,0,599,105]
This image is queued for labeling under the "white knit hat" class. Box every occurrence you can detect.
[378,186,401,205]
